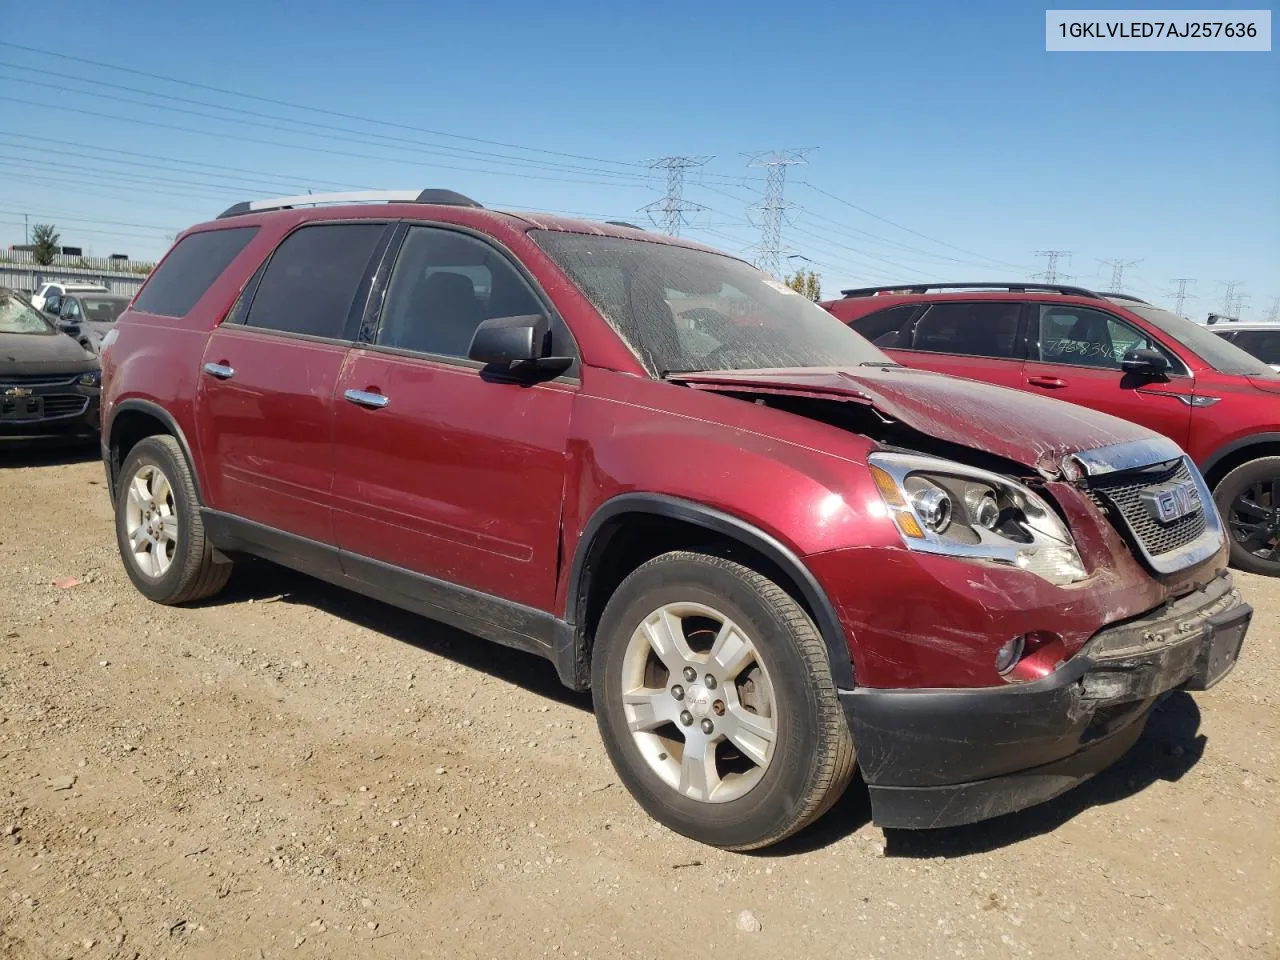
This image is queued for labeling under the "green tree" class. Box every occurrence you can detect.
[785,269,822,301]
[31,224,60,266]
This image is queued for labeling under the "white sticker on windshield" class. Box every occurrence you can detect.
[763,279,800,295]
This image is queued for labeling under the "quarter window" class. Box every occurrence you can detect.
[245,224,386,340]
[133,226,259,318]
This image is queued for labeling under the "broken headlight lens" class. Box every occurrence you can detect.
[868,451,1087,586]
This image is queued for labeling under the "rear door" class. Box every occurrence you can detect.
[195,221,391,547]
[848,299,1029,391]
[1022,303,1194,448]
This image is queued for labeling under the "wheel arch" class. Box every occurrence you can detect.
[1200,433,1280,489]
[105,400,203,504]
[560,493,854,692]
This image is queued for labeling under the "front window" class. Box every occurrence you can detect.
[1119,302,1276,377]
[0,293,54,335]
[532,232,889,374]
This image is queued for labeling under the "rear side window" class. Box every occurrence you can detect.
[849,304,924,348]
[133,226,258,318]
[1231,330,1280,365]
[245,223,386,340]
[909,302,1024,359]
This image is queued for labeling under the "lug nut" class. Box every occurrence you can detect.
[671,685,685,700]
[683,666,697,683]
[679,711,693,727]
[700,719,714,735]
[704,675,717,690]
[713,700,725,716]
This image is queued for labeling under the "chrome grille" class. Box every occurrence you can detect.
[1087,458,1208,559]
[40,395,89,419]
[0,372,80,388]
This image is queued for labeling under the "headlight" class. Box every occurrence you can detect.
[868,451,1087,586]
[78,370,101,388]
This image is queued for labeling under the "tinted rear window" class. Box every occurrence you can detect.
[133,226,259,318]
[1230,329,1280,365]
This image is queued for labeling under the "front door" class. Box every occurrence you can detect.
[331,224,576,611]
[1023,303,1194,450]
[195,221,390,545]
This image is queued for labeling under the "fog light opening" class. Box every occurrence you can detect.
[995,635,1025,675]
[1002,631,1067,682]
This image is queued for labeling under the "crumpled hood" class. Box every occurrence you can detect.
[670,365,1156,477]
[0,330,97,375]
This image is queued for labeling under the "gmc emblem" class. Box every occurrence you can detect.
[1140,480,1201,524]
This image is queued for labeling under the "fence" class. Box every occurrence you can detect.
[0,262,148,298]
[1,249,154,275]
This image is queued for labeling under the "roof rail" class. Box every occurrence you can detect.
[840,282,1103,300]
[216,189,483,220]
[1098,291,1151,304]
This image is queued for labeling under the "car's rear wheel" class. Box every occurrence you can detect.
[115,435,231,603]
[591,551,855,850]
[1214,456,1280,577]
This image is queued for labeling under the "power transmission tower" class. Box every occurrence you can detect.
[1099,258,1141,291]
[1220,280,1242,315]
[745,148,812,277]
[1034,250,1072,284]
[1169,278,1196,318]
[640,156,710,237]
[1233,293,1251,320]
[1267,296,1280,322]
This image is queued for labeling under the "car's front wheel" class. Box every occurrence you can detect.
[591,551,855,850]
[1215,456,1280,577]
[114,435,231,604]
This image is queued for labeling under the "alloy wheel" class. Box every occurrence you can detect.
[123,464,179,578]
[1228,478,1280,564]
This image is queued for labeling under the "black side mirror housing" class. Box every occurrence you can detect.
[55,318,82,337]
[468,314,572,375]
[1121,347,1169,377]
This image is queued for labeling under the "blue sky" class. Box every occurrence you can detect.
[0,0,1275,318]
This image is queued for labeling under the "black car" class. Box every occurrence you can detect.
[0,290,101,437]
[45,292,131,355]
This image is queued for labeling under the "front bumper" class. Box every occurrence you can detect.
[0,380,100,437]
[843,572,1250,830]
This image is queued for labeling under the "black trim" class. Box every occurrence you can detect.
[201,510,571,663]
[103,399,203,503]
[842,282,1103,300]
[1199,432,1280,478]
[566,493,854,688]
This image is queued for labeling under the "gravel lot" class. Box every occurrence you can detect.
[1,440,1276,960]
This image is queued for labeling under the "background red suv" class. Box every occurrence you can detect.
[825,284,1280,576]
[99,199,1249,849]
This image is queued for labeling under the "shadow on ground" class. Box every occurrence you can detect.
[0,436,99,469]
[216,558,592,712]
[212,559,1207,858]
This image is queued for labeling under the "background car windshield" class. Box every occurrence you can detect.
[80,297,128,322]
[532,232,889,374]
[1121,302,1277,377]
[0,293,53,334]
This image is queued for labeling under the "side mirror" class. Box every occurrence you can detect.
[1121,347,1169,377]
[55,318,82,337]
[468,314,571,374]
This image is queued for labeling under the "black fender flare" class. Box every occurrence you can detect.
[103,399,204,504]
[564,493,855,689]
[1198,432,1280,483]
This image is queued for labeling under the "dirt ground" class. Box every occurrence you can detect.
[0,439,1275,960]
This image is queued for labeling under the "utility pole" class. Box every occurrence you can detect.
[1099,258,1141,291]
[640,156,710,237]
[24,213,28,246]
[1169,278,1196,318]
[745,148,812,278]
[1034,250,1072,284]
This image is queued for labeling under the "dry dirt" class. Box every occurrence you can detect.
[0,440,1276,960]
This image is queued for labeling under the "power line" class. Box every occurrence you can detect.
[1268,296,1280,322]
[1169,278,1196,318]
[641,156,710,237]
[1098,258,1141,291]
[745,149,812,278]
[1034,250,1073,284]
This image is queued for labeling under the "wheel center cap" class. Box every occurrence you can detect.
[686,683,712,719]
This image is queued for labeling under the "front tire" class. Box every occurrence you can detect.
[114,435,231,604]
[591,551,855,850]
[1214,456,1280,577]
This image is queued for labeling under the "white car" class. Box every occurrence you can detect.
[1210,322,1280,373]
[30,280,109,313]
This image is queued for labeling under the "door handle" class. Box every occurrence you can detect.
[1027,375,1068,389]
[344,388,389,409]
[203,362,235,380]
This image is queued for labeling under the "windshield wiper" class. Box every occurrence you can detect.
[859,360,903,368]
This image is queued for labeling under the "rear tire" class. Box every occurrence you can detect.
[114,435,231,604]
[1214,456,1280,577]
[591,551,855,850]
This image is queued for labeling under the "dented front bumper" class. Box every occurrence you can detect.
[842,572,1251,830]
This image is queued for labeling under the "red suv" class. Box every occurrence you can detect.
[100,195,1251,849]
[826,284,1280,577]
